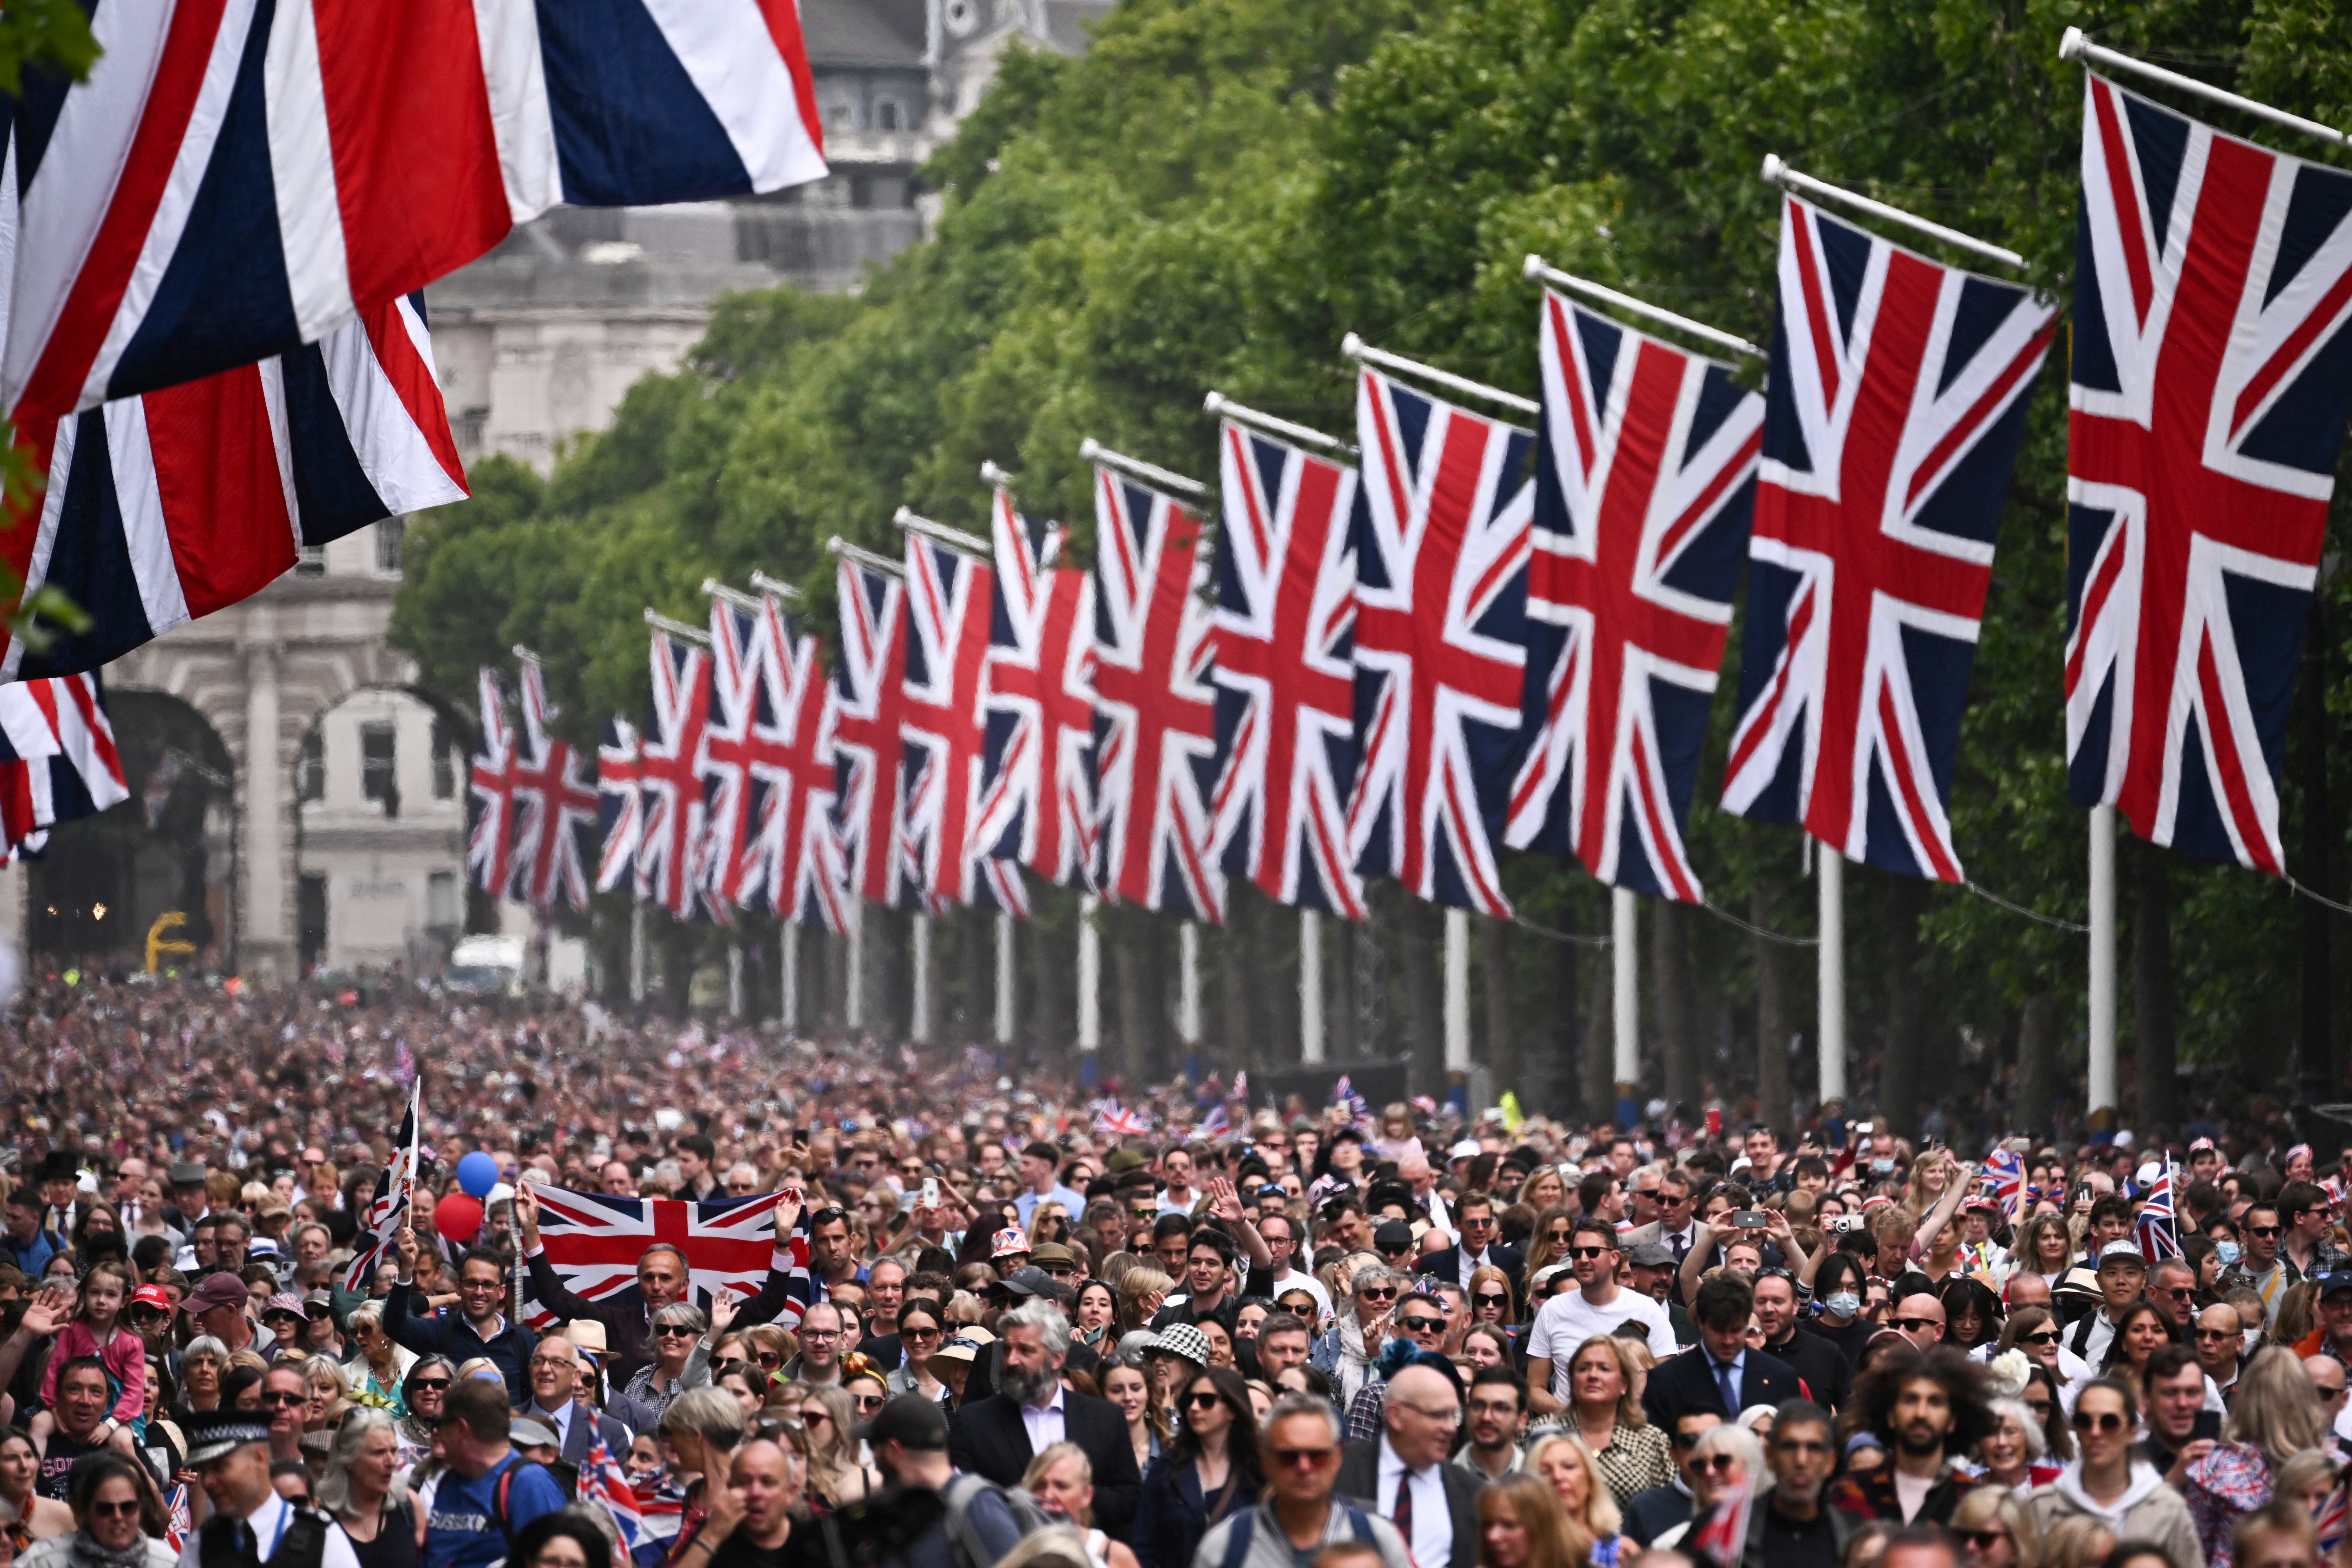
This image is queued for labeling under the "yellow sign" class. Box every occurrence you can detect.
[146,912,196,974]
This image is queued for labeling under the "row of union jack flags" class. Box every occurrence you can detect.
[475,72,2352,934]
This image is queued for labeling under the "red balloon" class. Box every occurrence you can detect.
[434,1192,484,1244]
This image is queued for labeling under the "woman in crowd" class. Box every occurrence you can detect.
[1133,1365,1257,1568]
[884,1301,949,1402]
[1074,1281,1118,1352]
[2094,1301,2181,1396]
[1466,1266,1518,1347]
[1940,1277,2005,1354]
[2184,1347,2327,1568]
[1561,1336,1672,1506]
[1100,1355,1163,1476]
[1516,1169,1567,1215]
[1998,1308,2070,1384]
[392,1356,455,1470]
[1520,1208,1577,1299]
[0,1432,71,1547]
[1805,1254,1879,1367]
[1462,1326,1514,1371]
[655,1387,748,1568]
[1311,1265,1399,1412]
[2019,1365,2074,1466]
[1115,1270,1173,1337]
[795,1384,880,1511]
[16,1456,172,1568]
[302,1356,351,1432]
[1524,1432,1624,1567]
[1476,1471,1585,1568]
[1975,1397,2062,1492]
[1025,1444,1141,1568]
[2030,1378,2201,1568]
[623,1303,709,1424]
[318,1409,415,1568]
[1948,1485,2039,1568]
[342,1305,415,1415]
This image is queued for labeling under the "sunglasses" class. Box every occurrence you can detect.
[2017,1330,2060,1346]
[2071,1410,2126,1432]
[89,1500,142,1519]
[802,1410,832,1426]
[1473,1292,1510,1308]
[1358,1287,1396,1302]
[1696,1455,1741,1473]
[1398,1316,1446,1335]
[1270,1447,1335,1468]
[854,1394,886,1412]
[2194,1328,2239,1341]
[1185,1391,1225,1410]
[261,1391,305,1407]
[1670,1432,1703,1450]
[1891,1317,1941,1333]
[1959,1532,2011,1550]
[655,1325,699,1338]
[409,1378,451,1393]
[1568,1246,1611,1260]
[2248,1225,2282,1237]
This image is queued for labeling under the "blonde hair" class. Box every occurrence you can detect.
[1021,1442,1095,1527]
[1524,1431,1623,1544]
[1116,1268,1174,1333]
[1563,1336,1648,1429]
[2038,1517,2114,1568]
[1476,1473,1585,1568]
[1949,1487,2040,1568]
[2228,1346,2327,1460]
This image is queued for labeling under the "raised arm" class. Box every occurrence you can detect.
[1205,1179,1272,1272]
[512,1184,612,1327]
[1677,1221,1719,1304]
[729,1193,809,1330]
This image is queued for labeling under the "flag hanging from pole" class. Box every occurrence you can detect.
[468,670,521,900]
[510,662,597,914]
[975,489,1097,890]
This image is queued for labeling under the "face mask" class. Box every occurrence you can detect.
[2215,1241,2241,1266]
[1823,1291,1862,1320]
[1870,1157,1895,1175]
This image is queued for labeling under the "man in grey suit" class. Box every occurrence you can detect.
[523,1334,634,1460]
[1335,1362,1483,1568]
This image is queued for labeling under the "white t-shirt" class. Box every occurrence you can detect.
[1526,1286,1679,1399]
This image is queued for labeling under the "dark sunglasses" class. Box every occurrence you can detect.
[1185,1391,1225,1410]
[1473,1292,1510,1308]
[1398,1316,1445,1335]
[2071,1410,2126,1432]
[1568,1246,1611,1260]
[261,1391,305,1407]
[1357,1287,1396,1302]
[2248,1225,2282,1237]
[409,1378,451,1393]
[89,1500,142,1519]
[1670,1432,1704,1450]
[2017,1330,2060,1346]
[1696,1454,1741,1473]
[1959,1532,2010,1550]
[853,1394,886,1412]
[1891,1317,1940,1332]
[654,1325,699,1338]
[1270,1447,1334,1468]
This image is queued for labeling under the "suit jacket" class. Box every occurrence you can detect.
[1621,1482,1695,1547]
[947,1389,1141,1539]
[1334,1437,1482,1568]
[1415,1243,1525,1294]
[528,1402,633,1464]
[1640,1344,1801,1430]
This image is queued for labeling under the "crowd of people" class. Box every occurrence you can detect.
[0,974,2349,1568]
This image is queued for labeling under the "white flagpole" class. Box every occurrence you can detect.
[995,911,1016,1045]
[911,914,932,1044]
[1760,155,2027,271]
[1819,848,1846,1105]
[2060,29,2347,148]
[1444,908,1471,1072]
[845,901,865,1028]
[1078,895,1101,1052]
[1612,890,1639,1087]
[2089,806,2118,1120]
[629,904,646,1004]
[726,945,743,1020]
[1179,921,1202,1046]
[781,924,799,1031]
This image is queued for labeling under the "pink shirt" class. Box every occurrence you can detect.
[37,1320,146,1425]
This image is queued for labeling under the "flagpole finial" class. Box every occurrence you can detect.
[1760,152,1788,183]
[1201,391,1228,415]
[980,460,1017,488]
[2058,26,2087,61]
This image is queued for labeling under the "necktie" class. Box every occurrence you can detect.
[1715,1357,1740,1415]
[1392,1472,1414,1544]
[238,1522,259,1564]
[1671,1231,1688,1262]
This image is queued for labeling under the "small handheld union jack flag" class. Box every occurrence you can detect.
[1980,1147,2026,1222]
[346,1079,420,1291]
[2137,1161,2180,1262]
[1093,1100,1148,1138]
[580,1427,642,1568]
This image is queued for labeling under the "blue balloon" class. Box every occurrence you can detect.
[456,1151,500,1200]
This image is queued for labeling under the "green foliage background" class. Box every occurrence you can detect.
[390,0,2352,1126]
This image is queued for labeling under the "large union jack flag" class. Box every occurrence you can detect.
[509,662,596,914]
[1091,466,1225,920]
[467,669,522,899]
[902,535,1026,914]
[1346,369,1534,915]
[1507,293,1763,902]
[595,719,645,894]
[636,632,719,919]
[0,674,127,862]
[1721,195,2055,880]
[975,489,1098,889]
[519,1186,808,1330]
[831,556,918,909]
[1208,420,1365,918]
[2065,77,2352,873]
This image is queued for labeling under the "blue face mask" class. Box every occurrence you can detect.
[2216,1241,2241,1267]
[1870,1157,1895,1175]
[1823,1291,1862,1320]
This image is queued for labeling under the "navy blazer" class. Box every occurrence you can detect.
[1639,1343,1801,1430]
[1133,1454,1254,1568]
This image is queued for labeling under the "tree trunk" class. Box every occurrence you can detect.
[1263,896,1300,1068]
[1111,908,1169,1081]
[1480,913,1515,1095]
[1582,943,1615,1122]
[2016,993,2059,1135]
[2134,847,2179,1135]
[1652,899,1697,1111]
[1332,911,1359,1061]
[1753,885,1792,1135]
[1399,894,1445,1099]
[1029,888,1073,1067]
[1217,895,1254,1070]
[1881,874,1926,1135]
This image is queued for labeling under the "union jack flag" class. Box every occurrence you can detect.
[509,662,597,914]
[701,601,765,915]
[1507,293,1763,901]
[1197,1104,1232,1141]
[715,596,849,932]
[1208,420,1365,917]
[346,1080,419,1291]
[1091,466,1225,920]
[975,489,1098,888]
[1093,1100,1148,1138]
[519,1186,808,1330]
[2064,77,2352,873]
[2318,1482,2348,1561]
[467,669,521,899]
[580,1428,643,1568]
[1980,1146,2026,1223]
[1330,1073,1371,1130]
[596,719,646,894]
[902,536,1026,914]
[1721,195,2055,880]
[2137,1161,2180,1262]
[1347,369,1534,915]
[636,632,719,919]
[831,556,917,908]
[0,674,127,860]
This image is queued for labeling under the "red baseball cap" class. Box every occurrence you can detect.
[130,1284,173,1311]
